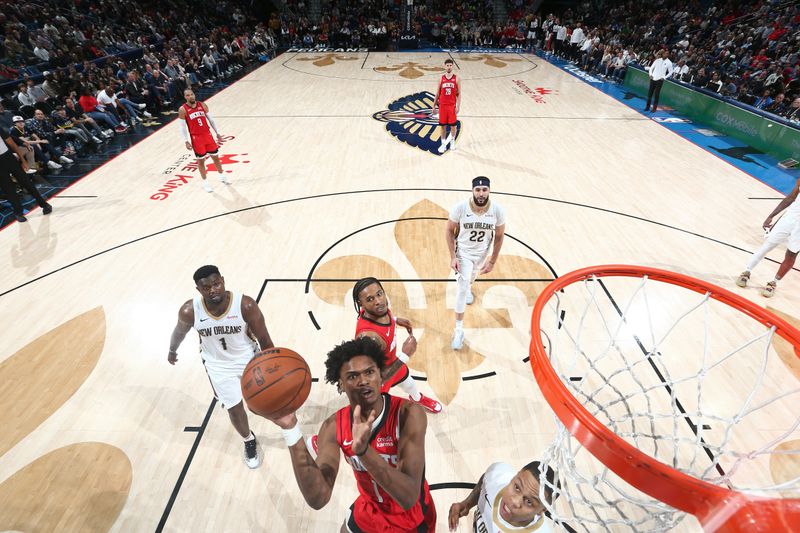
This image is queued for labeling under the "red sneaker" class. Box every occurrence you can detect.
[412,394,443,414]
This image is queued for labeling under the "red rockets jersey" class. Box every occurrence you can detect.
[336,394,433,523]
[438,73,458,105]
[182,101,212,137]
[355,309,398,366]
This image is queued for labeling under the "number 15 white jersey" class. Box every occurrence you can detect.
[449,200,506,261]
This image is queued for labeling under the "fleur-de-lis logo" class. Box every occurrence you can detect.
[296,52,359,67]
[311,199,552,404]
[0,307,132,530]
[372,91,459,156]
[459,54,523,68]
[375,62,443,79]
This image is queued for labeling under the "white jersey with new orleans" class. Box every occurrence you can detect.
[450,200,506,260]
[474,462,553,533]
[193,292,257,371]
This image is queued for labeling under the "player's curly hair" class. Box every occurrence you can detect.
[325,337,386,385]
[193,265,220,283]
[351,277,384,314]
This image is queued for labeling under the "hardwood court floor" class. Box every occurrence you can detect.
[0,52,798,532]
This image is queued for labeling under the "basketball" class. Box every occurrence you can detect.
[241,347,312,419]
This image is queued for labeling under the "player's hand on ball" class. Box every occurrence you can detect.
[448,501,470,531]
[185,141,192,151]
[402,335,417,357]
[167,351,178,365]
[451,257,460,273]
[351,404,377,455]
[270,411,298,429]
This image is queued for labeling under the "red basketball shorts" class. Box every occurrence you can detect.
[346,493,436,532]
[438,104,457,126]
[191,133,219,158]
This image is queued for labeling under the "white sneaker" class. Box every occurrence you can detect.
[103,129,113,136]
[92,136,103,143]
[47,160,62,169]
[449,136,457,150]
[466,291,474,305]
[243,436,262,469]
[138,103,147,109]
[25,168,37,174]
[143,110,152,118]
[219,173,230,184]
[451,328,465,350]
[59,155,73,164]
[203,180,213,193]
[437,142,447,153]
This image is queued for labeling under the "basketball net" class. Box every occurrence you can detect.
[529,266,800,532]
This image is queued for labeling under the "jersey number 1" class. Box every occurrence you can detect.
[220,337,227,350]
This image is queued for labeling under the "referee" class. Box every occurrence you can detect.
[645,49,674,113]
[0,133,52,223]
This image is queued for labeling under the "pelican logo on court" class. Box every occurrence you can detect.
[312,199,552,404]
[459,54,523,68]
[372,92,460,156]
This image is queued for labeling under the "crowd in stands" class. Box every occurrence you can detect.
[509,0,800,123]
[0,0,277,178]
[271,0,799,123]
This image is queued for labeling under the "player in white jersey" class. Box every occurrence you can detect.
[445,176,506,349]
[168,265,275,468]
[448,461,559,533]
[736,178,800,297]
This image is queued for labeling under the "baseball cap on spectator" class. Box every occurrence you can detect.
[12,115,24,122]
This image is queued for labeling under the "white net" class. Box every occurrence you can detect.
[534,273,800,533]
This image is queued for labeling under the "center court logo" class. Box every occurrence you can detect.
[372,91,460,156]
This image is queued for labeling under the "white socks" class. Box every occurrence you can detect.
[455,319,463,330]
[244,431,255,442]
[398,376,421,401]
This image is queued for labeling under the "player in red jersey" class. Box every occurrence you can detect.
[352,277,442,414]
[432,57,460,153]
[178,88,228,193]
[266,337,437,532]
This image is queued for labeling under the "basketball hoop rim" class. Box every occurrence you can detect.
[529,265,800,530]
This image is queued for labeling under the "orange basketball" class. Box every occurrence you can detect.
[241,347,312,419]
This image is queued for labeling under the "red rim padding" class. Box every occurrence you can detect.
[529,265,800,532]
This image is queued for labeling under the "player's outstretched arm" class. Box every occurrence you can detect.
[448,474,484,531]
[241,295,275,350]
[358,402,427,510]
[764,179,800,230]
[168,301,194,364]
[271,412,340,509]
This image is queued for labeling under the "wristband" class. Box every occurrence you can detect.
[282,423,303,447]
[397,352,410,364]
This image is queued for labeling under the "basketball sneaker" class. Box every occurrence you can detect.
[448,135,456,151]
[219,173,230,185]
[203,180,213,193]
[451,328,465,350]
[466,291,474,305]
[243,434,262,469]
[735,271,750,288]
[437,142,447,154]
[412,394,443,414]
[760,280,777,298]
